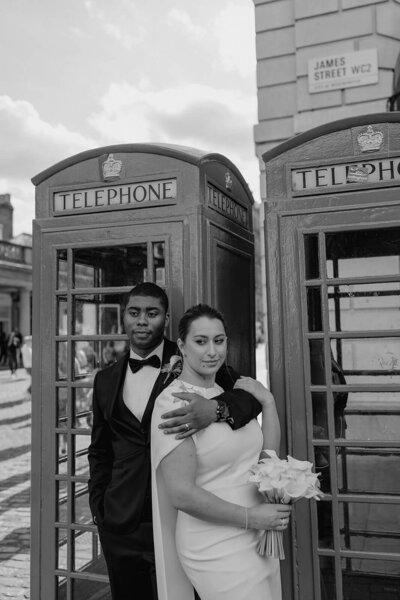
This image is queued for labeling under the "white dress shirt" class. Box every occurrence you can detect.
[123,341,164,422]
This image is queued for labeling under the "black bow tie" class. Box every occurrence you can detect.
[129,355,161,374]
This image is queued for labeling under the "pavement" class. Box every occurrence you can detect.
[0,367,31,599]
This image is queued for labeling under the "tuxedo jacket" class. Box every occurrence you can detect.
[88,338,260,534]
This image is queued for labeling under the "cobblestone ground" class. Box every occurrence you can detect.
[0,368,31,599]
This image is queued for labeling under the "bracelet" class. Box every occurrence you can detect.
[244,507,248,530]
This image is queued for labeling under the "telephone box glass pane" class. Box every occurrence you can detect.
[341,558,400,598]
[153,241,166,286]
[314,445,331,494]
[317,499,333,549]
[319,556,336,600]
[307,287,322,331]
[72,294,124,335]
[336,447,400,494]
[57,250,68,290]
[326,227,400,279]
[71,576,110,599]
[72,339,128,374]
[57,388,68,427]
[304,234,319,279]
[72,483,91,525]
[72,341,99,382]
[56,480,67,524]
[344,391,400,442]
[72,434,90,478]
[73,244,147,288]
[312,391,328,440]
[58,297,68,335]
[57,341,69,381]
[328,282,400,332]
[339,502,400,556]
[57,434,68,474]
[70,530,108,578]
[56,576,67,598]
[56,528,68,570]
[330,338,400,384]
[73,388,93,431]
[73,530,98,572]
[309,339,326,385]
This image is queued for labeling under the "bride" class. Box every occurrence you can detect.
[151,304,291,600]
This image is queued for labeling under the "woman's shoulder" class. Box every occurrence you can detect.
[154,379,186,411]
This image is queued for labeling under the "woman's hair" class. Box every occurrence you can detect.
[178,304,226,341]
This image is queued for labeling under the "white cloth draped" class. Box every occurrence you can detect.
[151,379,281,600]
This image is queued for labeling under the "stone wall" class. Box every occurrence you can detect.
[254,0,400,196]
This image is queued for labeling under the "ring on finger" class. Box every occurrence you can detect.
[185,423,190,431]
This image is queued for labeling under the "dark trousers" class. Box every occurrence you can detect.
[99,522,158,600]
[8,348,17,374]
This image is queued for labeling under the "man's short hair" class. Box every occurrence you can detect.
[124,282,169,312]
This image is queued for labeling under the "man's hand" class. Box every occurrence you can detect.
[159,392,217,439]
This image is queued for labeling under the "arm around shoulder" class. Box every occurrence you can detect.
[215,364,261,430]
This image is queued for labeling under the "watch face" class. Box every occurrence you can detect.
[216,400,228,421]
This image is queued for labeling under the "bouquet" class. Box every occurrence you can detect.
[249,449,323,559]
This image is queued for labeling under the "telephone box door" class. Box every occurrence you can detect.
[277,203,400,600]
[32,221,183,599]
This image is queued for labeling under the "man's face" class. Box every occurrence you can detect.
[123,295,169,357]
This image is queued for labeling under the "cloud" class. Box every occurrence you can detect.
[89,82,256,148]
[0,96,94,179]
[88,81,259,197]
[167,9,206,40]
[84,0,145,49]
[1,74,260,235]
[0,95,95,234]
[214,3,256,78]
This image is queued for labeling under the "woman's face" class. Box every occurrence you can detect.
[179,316,227,377]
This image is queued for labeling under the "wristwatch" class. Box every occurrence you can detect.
[215,398,230,422]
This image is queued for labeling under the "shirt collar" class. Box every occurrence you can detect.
[130,340,164,362]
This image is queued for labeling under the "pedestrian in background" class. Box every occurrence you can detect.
[7,329,22,379]
[0,331,7,365]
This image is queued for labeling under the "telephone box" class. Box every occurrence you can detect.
[30,144,255,599]
[263,113,400,600]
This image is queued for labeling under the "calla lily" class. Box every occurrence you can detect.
[249,449,324,559]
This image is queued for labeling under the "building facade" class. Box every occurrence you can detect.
[0,194,32,338]
[253,0,400,193]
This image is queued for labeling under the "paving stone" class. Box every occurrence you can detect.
[0,369,31,600]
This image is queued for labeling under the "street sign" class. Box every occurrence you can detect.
[308,48,378,94]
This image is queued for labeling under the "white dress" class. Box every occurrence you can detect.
[151,379,281,600]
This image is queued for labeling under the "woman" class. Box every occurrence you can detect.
[151,304,291,600]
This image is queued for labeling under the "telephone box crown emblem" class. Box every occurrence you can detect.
[225,171,233,191]
[102,154,122,180]
[357,126,383,153]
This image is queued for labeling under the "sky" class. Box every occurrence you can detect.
[0,0,259,237]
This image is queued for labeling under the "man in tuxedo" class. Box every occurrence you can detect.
[88,282,261,600]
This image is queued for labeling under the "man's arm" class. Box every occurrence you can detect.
[87,373,114,524]
[158,364,261,439]
[215,364,261,430]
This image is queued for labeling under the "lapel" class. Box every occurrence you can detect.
[141,338,178,429]
[105,352,129,420]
